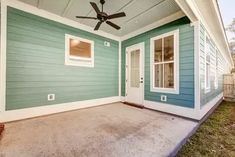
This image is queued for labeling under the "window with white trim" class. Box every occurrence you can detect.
[205,36,211,93]
[65,34,94,67]
[150,30,179,94]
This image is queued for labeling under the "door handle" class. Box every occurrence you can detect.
[140,81,143,83]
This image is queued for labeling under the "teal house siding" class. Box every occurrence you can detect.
[6,7,119,110]
[121,17,195,108]
[199,23,227,107]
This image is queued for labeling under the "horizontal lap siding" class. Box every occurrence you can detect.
[6,7,119,110]
[122,17,195,108]
[200,23,228,107]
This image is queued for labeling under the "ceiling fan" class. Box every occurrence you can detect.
[76,0,126,31]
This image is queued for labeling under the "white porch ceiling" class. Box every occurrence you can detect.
[18,0,182,37]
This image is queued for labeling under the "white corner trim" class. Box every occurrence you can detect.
[144,100,199,120]
[192,21,200,111]
[120,11,185,41]
[121,96,125,102]
[118,41,122,97]
[0,0,7,112]
[4,0,121,41]
[199,93,223,119]
[64,34,94,67]
[149,29,179,94]
[0,96,121,122]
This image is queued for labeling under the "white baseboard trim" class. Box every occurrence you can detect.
[120,96,125,102]
[144,93,223,120]
[144,100,199,120]
[0,96,120,122]
[199,93,223,119]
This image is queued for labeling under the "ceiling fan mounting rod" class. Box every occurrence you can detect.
[100,0,105,12]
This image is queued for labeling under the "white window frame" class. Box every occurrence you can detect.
[150,29,179,94]
[65,34,94,67]
[204,34,211,93]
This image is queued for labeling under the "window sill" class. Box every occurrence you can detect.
[65,60,94,68]
[151,87,179,94]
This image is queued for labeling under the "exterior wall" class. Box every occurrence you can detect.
[6,7,119,110]
[121,17,195,108]
[199,23,229,107]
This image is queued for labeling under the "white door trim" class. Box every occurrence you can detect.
[125,42,145,105]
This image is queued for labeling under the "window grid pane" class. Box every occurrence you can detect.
[154,64,163,88]
[164,35,174,62]
[154,39,163,63]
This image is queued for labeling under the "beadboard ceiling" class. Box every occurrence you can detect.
[18,0,182,36]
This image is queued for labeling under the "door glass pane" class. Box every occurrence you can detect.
[154,39,162,63]
[130,50,140,88]
[154,64,163,88]
[164,63,174,88]
[164,35,174,61]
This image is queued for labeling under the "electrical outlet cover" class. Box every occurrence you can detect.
[48,94,55,101]
[104,41,110,47]
[161,95,167,102]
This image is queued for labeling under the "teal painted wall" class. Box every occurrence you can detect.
[6,7,119,110]
[199,23,228,107]
[121,17,195,108]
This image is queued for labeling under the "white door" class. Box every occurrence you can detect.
[125,43,144,105]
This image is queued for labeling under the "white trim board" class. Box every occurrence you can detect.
[192,21,200,111]
[144,100,199,120]
[0,0,7,112]
[4,0,121,41]
[143,92,223,120]
[199,93,223,119]
[4,0,186,43]
[0,96,120,122]
[121,11,185,41]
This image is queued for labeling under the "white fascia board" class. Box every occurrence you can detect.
[174,0,198,23]
[212,0,234,68]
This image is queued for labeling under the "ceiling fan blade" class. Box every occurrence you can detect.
[106,21,120,30]
[90,2,101,14]
[107,12,126,19]
[94,21,102,30]
[76,16,97,19]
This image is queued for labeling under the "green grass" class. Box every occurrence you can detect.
[177,101,235,157]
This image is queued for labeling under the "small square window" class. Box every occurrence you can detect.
[65,34,94,67]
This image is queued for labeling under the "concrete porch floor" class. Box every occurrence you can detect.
[0,103,198,157]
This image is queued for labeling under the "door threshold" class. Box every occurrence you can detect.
[123,102,144,109]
